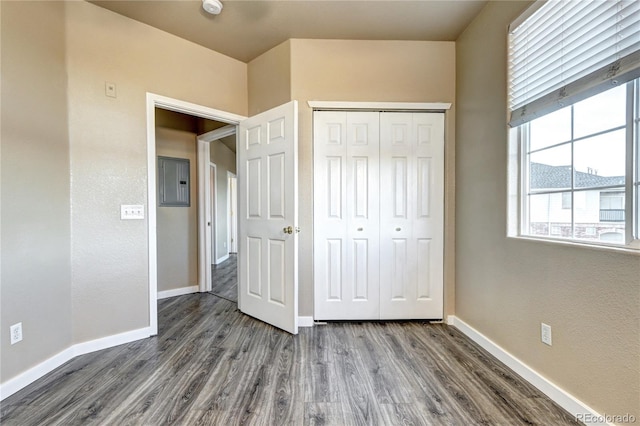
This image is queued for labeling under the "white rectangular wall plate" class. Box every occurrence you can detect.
[121,205,144,220]
[10,322,23,345]
[541,323,552,346]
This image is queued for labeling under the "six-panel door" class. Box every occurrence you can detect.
[379,113,444,319]
[314,112,381,320]
[238,101,298,334]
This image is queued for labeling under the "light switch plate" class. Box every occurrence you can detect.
[121,205,144,220]
[105,82,117,98]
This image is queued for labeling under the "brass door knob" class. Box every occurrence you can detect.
[283,226,293,234]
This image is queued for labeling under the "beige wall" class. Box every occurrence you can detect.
[248,41,291,116]
[456,1,640,419]
[289,39,457,316]
[2,0,248,384]
[156,126,198,293]
[210,140,237,261]
[65,1,247,343]
[1,1,73,382]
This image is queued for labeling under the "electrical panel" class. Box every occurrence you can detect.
[158,156,190,207]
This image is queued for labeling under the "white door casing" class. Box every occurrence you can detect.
[238,101,299,334]
[210,163,217,266]
[314,111,380,320]
[228,173,238,253]
[379,113,444,319]
[197,139,213,292]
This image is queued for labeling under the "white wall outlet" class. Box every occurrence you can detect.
[541,323,552,346]
[121,205,144,220]
[105,82,117,98]
[10,322,23,345]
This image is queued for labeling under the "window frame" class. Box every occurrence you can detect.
[509,79,640,251]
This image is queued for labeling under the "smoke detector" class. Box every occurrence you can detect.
[203,0,223,15]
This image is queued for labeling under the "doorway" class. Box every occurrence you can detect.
[147,94,300,336]
[146,94,245,335]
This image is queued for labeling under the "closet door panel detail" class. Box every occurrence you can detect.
[380,113,444,319]
[314,111,380,320]
[314,110,443,320]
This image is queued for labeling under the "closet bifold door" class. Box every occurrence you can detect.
[313,111,380,320]
[379,113,444,320]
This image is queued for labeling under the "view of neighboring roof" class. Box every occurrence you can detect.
[530,162,625,190]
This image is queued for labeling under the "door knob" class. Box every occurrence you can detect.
[395,227,401,231]
[283,226,293,234]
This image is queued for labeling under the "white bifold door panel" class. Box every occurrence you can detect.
[314,111,444,320]
[238,100,298,334]
[379,113,444,319]
[313,112,380,320]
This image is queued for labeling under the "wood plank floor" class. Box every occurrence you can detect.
[0,293,580,426]
[210,254,237,302]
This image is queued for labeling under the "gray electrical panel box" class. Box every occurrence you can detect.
[158,156,190,207]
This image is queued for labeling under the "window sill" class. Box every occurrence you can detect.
[506,235,640,256]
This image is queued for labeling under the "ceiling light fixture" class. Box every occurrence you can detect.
[202,0,223,15]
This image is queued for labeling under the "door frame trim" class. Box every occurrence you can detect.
[308,101,451,111]
[209,162,218,266]
[227,171,238,254]
[146,93,246,335]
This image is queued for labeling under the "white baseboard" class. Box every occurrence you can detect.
[0,346,76,401]
[298,316,314,328]
[157,285,199,300]
[0,326,152,401]
[73,327,152,357]
[215,254,230,265]
[447,316,609,426]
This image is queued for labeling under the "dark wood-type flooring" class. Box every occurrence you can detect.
[0,293,580,425]
[210,254,237,303]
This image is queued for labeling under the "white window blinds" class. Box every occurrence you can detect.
[508,0,640,126]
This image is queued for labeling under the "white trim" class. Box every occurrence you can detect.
[215,253,229,265]
[197,140,213,293]
[211,163,218,271]
[448,316,609,426]
[298,316,315,327]
[157,285,199,300]
[199,124,236,142]
[72,327,151,357]
[307,101,452,111]
[147,93,247,335]
[0,347,75,400]
[0,327,152,401]
[227,172,238,254]
[146,94,159,336]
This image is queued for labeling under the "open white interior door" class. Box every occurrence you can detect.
[238,101,299,334]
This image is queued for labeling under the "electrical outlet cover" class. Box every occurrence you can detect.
[541,323,552,346]
[10,322,23,345]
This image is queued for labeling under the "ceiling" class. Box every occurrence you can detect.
[90,0,488,63]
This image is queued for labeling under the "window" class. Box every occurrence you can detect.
[508,1,640,249]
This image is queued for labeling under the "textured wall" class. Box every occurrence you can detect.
[289,39,457,316]
[156,127,198,293]
[0,1,73,383]
[248,41,291,116]
[65,1,247,343]
[456,1,640,418]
